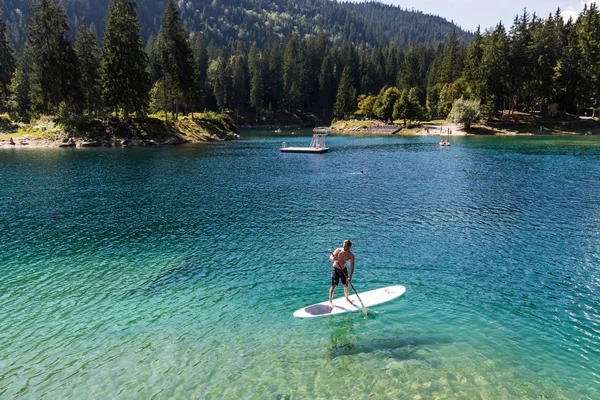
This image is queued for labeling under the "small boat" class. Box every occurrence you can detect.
[274,128,282,133]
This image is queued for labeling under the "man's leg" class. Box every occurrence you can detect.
[343,283,351,302]
[329,285,336,309]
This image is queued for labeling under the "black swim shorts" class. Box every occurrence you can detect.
[331,267,348,286]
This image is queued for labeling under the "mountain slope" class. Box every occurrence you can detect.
[1,0,472,49]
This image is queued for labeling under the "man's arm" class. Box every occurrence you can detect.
[348,253,355,281]
[330,248,340,262]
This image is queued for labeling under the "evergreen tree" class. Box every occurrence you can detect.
[101,0,150,119]
[249,59,264,119]
[334,66,356,119]
[159,0,197,117]
[248,43,264,119]
[438,29,463,84]
[7,68,30,121]
[263,37,282,111]
[230,42,248,116]
[528,15,561,110]
[74,17,101,114]
[28,0,81,114]
[507,10,531,112]
[282,34,300,111]
[0,8,15,112]
[207,49,230,112]
[575,3,600,114]
[480,23,510,114]
[191,32,208,110]
[393,87,424,124]
[146,34,163,84]
[397,47,422,92]
[463,26,484,101]
[554,17,582,114]
[318,51,336,122]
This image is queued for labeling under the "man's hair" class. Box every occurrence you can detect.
[344,240,352,249]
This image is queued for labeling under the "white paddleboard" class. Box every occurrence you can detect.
[293,285,406,318]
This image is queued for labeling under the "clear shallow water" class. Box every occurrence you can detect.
[1,131,599,399]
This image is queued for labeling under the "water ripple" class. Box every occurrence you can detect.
[0,135,599,398]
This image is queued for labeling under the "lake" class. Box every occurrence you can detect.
[1,130,599,398]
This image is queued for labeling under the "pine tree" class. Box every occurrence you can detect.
[282,34,300,111]
[508,10,531,111]
[0,8,15,112]
[334,66,357,119]
[480,23,510,114]
[7,68,30,121]
[318,51,335,122]
[28,0,81,114]
[101,0,150,119]
[575,3,600,115]
[191,33,208,109]
[75,17,101,114]
[207,49,230,113]
[248,44,264,119]
[230,42,248,116]
[159,0,197,117]
[463,26,484,101]
[438,29,463,84]
[146,34,163,84]
[554,17,582,115]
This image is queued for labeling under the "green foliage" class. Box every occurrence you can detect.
[375,86,401,121]
[437,78,468,117]
[206,51,230,113]
[393,87,425,123]
[101,0,150,119]
[447,98,481,128]
[158,0,199,116]
[28,0,81,114]
[0,8,15,111]
[7,68,29,121]
[75,17,102,115]
[2,0,473,53]
[356,94,377,118]
[334,66,357,119]
[3,0,600,127]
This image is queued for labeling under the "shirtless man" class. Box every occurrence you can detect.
[329,240,355,308]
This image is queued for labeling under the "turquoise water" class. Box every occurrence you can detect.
[1,131,599,399]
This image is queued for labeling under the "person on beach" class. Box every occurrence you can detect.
[329,240,355,309]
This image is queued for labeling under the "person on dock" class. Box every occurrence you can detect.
[329,240,355,309]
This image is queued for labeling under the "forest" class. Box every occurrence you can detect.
[0,0,599,128]
[0,0,472,50]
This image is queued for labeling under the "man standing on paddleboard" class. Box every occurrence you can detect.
[329,240,355,309]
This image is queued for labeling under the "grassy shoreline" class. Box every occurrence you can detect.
[0,112,239,148]
[330,113,600,136]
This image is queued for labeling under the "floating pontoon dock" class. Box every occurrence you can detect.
[280,127,329,153]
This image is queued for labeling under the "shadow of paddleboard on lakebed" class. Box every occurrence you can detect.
[327,334,452,360]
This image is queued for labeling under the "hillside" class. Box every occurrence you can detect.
[1,0,472,50]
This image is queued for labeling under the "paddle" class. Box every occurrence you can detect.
[329,249,369,317]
